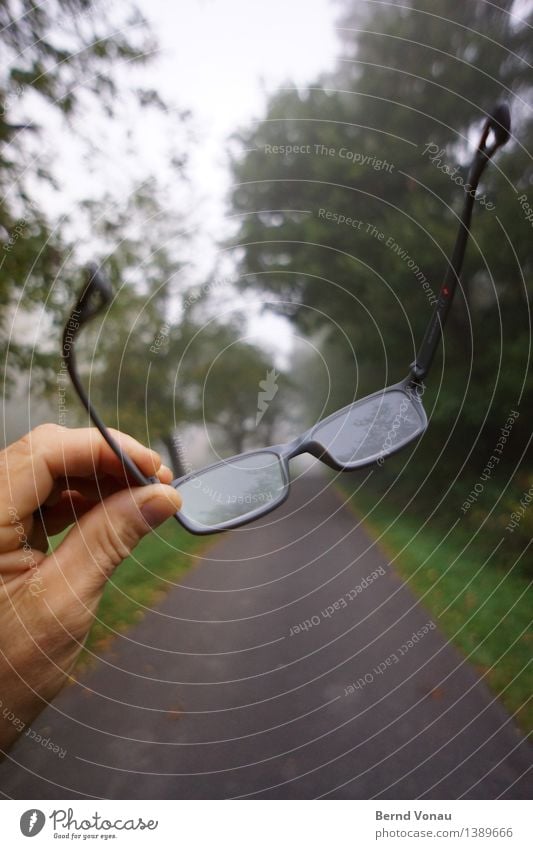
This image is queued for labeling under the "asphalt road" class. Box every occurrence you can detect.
[0,469,531,799]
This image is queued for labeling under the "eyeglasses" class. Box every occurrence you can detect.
[63,103,510,534]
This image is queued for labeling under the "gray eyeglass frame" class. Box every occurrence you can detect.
[171,376,427,534]
[62,103,510,535]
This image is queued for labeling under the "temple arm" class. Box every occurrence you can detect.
[410,102,511,382]
[62,264,158,487]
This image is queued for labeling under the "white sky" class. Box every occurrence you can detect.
[131,0,341,355]
[140,0,339,220]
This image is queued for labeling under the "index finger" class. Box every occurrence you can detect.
[1,424,166,521]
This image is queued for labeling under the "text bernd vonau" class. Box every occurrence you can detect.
[376,811,452,821]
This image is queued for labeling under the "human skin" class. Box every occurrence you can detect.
[0,424,182,758]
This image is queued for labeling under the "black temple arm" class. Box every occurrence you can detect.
[63,265,158,487]
[411,102,511,382]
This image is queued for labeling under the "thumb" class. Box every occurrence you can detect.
[50,484,182,594]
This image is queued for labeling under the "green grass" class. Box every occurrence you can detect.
[339,485,532,736]
[51,519,208,673]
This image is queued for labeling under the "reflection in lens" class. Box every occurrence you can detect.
[176,451,286,530]
[312,389,424,465]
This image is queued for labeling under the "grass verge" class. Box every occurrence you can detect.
[340,485,532,736]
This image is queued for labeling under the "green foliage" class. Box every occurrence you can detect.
[92,296,290,463]
[194,323,290,455]
[68,181,290,465]
[0,0,166,387]
[63,181,186,442]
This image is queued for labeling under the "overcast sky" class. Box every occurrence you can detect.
[139,0,339,208]
[131,0,341,353]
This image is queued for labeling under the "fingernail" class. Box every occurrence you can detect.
[140,489,182,528]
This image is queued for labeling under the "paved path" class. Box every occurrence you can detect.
[0,470,530,799]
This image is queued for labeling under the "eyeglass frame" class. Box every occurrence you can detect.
[61,102,511,534]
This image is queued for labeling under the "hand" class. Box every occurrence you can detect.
[0,424,182,757]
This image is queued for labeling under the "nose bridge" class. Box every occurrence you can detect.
[280,433,339,476]
[282,430,317,461]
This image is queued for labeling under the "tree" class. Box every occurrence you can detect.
[63,180,189,473]
[0,0,180,388]
[228,0,532,446]
[225,0,532,568]
[66,179,291,476]
[191,322,289,456]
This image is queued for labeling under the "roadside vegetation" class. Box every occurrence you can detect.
[340,477,532,735]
